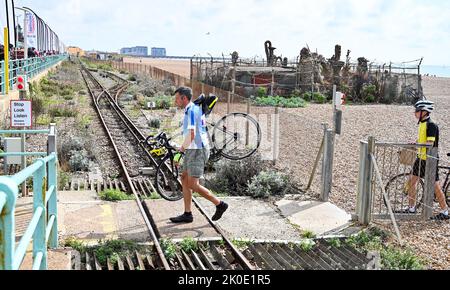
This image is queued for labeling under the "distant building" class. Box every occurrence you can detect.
[151,47,166,57]
[67,46,85,57]
[120,46,148,56]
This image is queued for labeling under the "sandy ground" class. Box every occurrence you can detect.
[123,57,190,78]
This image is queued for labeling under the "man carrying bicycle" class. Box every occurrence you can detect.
[405,100,449,220]
[170,87,229,224]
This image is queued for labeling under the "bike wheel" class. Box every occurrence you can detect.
[212,113,261,161]
[444,182,450,207]
[384,173,424,212]
[155,155,183,202]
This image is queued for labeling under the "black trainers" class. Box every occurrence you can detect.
[430,213,450,221]
[212,202,229,221]
[170,213,193,224]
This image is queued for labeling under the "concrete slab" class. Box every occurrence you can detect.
[197,197,302,241]
[276,200,352,237]
[58,191,150,244]
[144,200,220,240]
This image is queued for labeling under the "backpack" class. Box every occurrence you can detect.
[194,94,218,116]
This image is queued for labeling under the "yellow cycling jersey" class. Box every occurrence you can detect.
[418,118,439,160]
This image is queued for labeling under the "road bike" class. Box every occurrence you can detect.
[145,112,262,201]
[384,152,450,212]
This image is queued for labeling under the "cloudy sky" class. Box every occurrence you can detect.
[9,0,450,65]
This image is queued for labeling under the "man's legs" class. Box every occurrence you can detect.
[170,171,194,223]
[435,182,449,212]
[182,171,193,213]
[188,176,220,206]
[188,176,229,221]
[408,175,420,209]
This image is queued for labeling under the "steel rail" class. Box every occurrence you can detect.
[80,67,171,270]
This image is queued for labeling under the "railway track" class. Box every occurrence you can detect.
[75,63,372,271]
[79,65,255,270]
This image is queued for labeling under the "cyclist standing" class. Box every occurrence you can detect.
[405,100,449,220]
[170,87,229,224]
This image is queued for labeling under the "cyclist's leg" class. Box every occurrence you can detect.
[188,176,220,206]
[181,170,193,213]
[435,182,448,211]
[409,159,423,207]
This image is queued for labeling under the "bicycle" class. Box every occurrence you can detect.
[146,113,262,201]
[384,152,450,212]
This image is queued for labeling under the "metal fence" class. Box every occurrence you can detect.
[0,126,58,270]
[1,54,68,95]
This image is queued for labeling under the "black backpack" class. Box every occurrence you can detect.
[194,94,218,116]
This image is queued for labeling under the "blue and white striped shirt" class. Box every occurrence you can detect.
[183,102,210,150]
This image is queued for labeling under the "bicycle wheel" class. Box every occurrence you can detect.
[212,113,261,161]
[384,173,424,212]
[155,155,183,202]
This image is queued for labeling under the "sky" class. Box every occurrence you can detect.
[7,0,450,65]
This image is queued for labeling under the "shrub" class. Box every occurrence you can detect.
[210,153,266,195]
[302,92,327,104]
[255,95,306,108]
[153,95,173,110]
[257,87,267,98]
[128,75,137,82]
[69,150,90,172]
[247,170,291,198]
[362,84,377,103]
[148,118,161,129]
[49,106,78,118]
[99,189,133,202]
[64,237,87,252]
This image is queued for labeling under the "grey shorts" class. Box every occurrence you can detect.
[180,149,210,178]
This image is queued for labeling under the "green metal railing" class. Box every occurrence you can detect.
[1,54,67,95]
[0,128,58,270]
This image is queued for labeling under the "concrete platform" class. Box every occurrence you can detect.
[144,199,221,240]
[197,197,302,241]
[58,191,150,244]
[276,200,352,237]
[19,249,72,270]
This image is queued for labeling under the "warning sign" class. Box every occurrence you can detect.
[11,101,32,128]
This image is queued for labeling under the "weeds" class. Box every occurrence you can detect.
[302,230,317,239]
[254,95,307,108]
[160,239,177,260]
[180,237,199,253]
[64,237,87,252]
[99,189,134,202]
[93,240,140,265]
[345,228,426,270]
[299,240,315,252]
[232,239,254,250]
[328,238,342,248]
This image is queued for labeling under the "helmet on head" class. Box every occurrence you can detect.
[414,100,434,113]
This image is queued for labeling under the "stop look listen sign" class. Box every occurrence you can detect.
[11,100,33,128]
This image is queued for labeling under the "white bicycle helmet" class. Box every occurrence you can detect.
[415,100,434,113]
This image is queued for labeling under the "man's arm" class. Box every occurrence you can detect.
[180,129,195,152]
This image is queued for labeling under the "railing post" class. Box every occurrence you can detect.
[33,160,48,270]
[0,178,19,270]
[357,137,375,225]
[423,147,438,220]
[47,124,58,249]
[321,127,334,202]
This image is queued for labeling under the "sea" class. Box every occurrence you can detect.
[421,65,450,78]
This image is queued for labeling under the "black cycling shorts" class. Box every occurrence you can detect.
[412,158,439,181]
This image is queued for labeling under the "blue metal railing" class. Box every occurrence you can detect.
[0,129,58,270]
[1,54,68,95]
